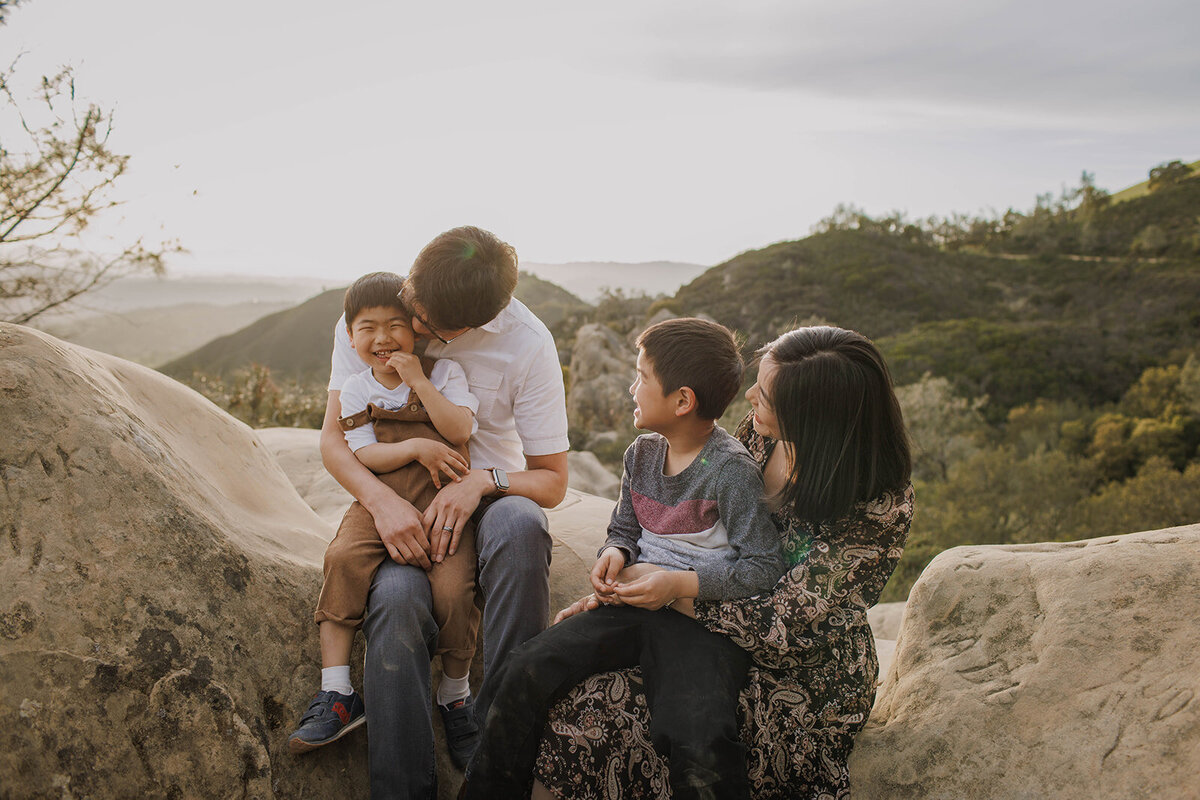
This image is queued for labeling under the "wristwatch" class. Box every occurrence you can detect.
[489,467,509,497]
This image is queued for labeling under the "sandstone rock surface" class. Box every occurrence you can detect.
[565,449,621,499]
[0,325,608,799]
[566,322,633,437]
[852,526,1200,799]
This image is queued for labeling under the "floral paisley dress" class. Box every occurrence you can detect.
[534,414,915,799]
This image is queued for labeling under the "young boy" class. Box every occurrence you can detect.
[288,272,483,759]
[465,317,785,799]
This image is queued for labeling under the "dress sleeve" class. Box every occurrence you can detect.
[693,484,914,671]
[601,441,642,564]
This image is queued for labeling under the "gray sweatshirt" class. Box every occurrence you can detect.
[603,426,785,601]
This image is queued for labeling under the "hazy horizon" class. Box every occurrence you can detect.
[5,1,1197,285]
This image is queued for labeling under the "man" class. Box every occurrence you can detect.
[321,226,569,798]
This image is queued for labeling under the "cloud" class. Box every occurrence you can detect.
[611,0,1200,125]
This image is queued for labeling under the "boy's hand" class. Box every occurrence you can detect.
[387,352,429,389]
[612,570,684,610]
[411,439,469,489]
[590,547,626,599]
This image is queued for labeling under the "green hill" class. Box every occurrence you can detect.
[161,272,590,381]
[1109,159,1200,204]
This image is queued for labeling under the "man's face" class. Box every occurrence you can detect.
[348,306,415,373]
[407,297,471,346]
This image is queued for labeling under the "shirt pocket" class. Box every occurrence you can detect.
[467,364,504,422]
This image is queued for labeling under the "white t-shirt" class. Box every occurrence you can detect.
[339,359,479,452]
[329,297,569,472]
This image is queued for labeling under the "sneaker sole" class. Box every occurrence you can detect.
[287,714,367,755]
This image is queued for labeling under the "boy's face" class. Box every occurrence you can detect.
[629,349,677,431]
[348,306,415,373]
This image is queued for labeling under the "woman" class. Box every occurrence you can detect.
[533,325,915,799]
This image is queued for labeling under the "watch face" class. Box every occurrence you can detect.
[493,468,509,491]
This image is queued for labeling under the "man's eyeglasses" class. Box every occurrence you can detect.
[410,309,467,345]
[400,283,468,345]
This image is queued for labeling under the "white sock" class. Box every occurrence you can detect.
[437,673,471,707]
[321,665,354,696]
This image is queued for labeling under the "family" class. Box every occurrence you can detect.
[288,225,915,800]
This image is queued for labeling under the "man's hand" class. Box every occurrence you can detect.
[370,491,433,569]
[612,570,687,610]
[410,439,469,488]
[423,469,491,562]
[590,547,626,600]
[387,352,431,391]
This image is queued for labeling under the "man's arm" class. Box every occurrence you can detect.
[320,390,432,569]
[421,450,568,560]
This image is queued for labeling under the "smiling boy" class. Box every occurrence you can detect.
[289,272,483,758]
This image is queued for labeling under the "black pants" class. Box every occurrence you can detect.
[464,605,752,800]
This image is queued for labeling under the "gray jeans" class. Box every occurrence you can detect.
[362,495,552,799]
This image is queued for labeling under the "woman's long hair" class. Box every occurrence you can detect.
[764,326,911,522]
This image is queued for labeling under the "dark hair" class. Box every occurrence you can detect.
[636,317,744,421]
[762,326,911,522]
[407,226,518,330]
[343,272,409,327]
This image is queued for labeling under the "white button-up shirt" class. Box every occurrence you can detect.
[329,297,569,473]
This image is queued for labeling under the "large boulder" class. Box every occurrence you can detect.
[566,322,632,437]
[0,324,608,800]
[852,526,1200,799]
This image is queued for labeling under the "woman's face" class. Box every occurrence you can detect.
[746,355,783,439]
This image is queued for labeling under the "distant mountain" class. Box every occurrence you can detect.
[34,301,293,367]
[48,273,333,313]
[521,261,707,303]
[161,272,590,381]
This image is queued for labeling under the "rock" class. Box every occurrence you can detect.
[0,325,608,800]
[256,427,353,525]
[851,526,1200,799]
[567,323,633,435]
[868,601,905,641]
[566,450,621,500]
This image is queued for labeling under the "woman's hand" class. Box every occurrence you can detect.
[410,439,469,489]
[552,593,603,624]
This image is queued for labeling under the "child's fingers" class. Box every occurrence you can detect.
[428,466,443,489]
[604,556,623,585]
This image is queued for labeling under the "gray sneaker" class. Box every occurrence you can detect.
[438,696,481,770]
[288,690,366,754]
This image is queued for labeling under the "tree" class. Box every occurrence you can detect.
[1,60,177,324]
[1147,160,1193,193]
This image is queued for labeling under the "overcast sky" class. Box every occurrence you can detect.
[5,0,1197,282]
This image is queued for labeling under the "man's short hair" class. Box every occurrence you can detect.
[636,318,744,421]
[407,226,518,330]
[344,272,409,327]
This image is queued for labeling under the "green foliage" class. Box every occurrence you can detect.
[186,365,326,429]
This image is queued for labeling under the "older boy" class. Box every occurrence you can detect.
[465,318,785,800]
[320,227,568,797]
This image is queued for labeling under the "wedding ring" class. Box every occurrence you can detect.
[441,525,454,532]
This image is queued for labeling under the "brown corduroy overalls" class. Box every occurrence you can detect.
[314,358,480,663]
